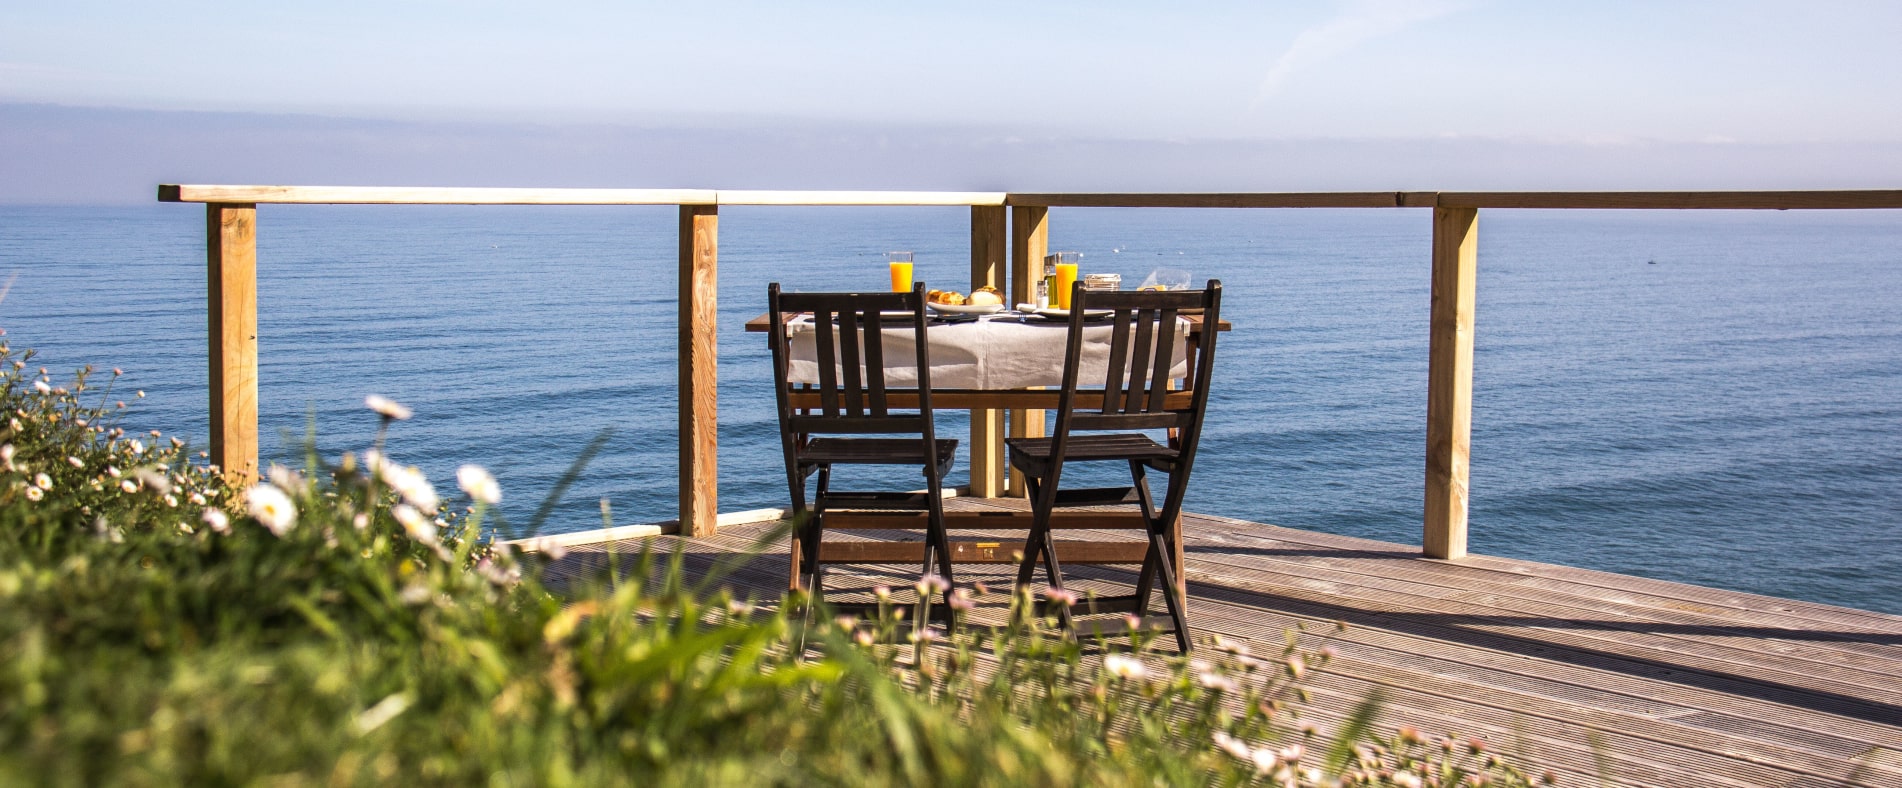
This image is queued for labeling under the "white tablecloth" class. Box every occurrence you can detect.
[786,314,1189,389]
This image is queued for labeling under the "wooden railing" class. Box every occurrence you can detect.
[158,185,1902,559]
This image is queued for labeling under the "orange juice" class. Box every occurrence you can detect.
[1055,263,1079,309]
[889,261,914,292]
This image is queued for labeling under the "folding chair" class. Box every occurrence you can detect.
[1007,281,1222,652]
[766,282,958,621]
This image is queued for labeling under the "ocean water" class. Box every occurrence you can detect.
[2,204,1899,613]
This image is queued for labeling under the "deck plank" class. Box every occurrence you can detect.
[538,505,1902,787]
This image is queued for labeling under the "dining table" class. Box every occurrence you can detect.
[746,308,1225,410]
[746,307,1230,570]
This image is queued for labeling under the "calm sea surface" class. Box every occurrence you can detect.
[3,204,1899,613]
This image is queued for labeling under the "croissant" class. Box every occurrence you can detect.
[927,289,967,306]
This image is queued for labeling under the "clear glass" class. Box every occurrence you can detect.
[886,251,914,292]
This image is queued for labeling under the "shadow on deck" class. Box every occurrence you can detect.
[540,499,1902,787]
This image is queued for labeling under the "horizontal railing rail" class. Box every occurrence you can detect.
[159,184,1902,560]
[158,185,1007,207]
[162,185,1902,210]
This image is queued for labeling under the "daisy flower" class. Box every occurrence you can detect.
[245,484,297,536]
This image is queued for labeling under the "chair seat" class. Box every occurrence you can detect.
[802,437,958,467]
[1006,433,1177,474]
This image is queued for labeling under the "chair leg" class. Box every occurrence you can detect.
[1039,526,1074,633]
[800,514,826,604]
[1148,529,1191,653]
[1014,475,1045,587]
[1131,551,1159,619]
[801,467,833,601]
[1128,461,1159,617]
[1151,467,1195,653]
[1014,475,1074,633]
[924,462,955,583]
[786,465,812,592]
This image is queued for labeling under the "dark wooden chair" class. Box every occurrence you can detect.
[1007,281,1223,652]
[766,282,958,620]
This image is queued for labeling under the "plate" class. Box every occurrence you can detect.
[927,302,1005,315]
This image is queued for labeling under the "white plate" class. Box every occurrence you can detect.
[927,302,1005,315]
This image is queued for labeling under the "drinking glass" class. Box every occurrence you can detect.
[887,251,914,293]
[1053,252,1081,309]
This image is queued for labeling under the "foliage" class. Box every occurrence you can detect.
[0,343,1549,786]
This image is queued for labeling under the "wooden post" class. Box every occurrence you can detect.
[1425,206,1478,559]
[969,206,1008,497]
[206,203,258,483]
[1007,206,1049,497]
[679,205,719,537]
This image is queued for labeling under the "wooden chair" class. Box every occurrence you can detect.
[766,282,959,620]
[1007,281,1222,652]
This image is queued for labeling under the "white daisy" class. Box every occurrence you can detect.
[245,484,297,536]
[456,464,501,505]
[364,395,413,420]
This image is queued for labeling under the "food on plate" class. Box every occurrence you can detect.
[926,289,968,306]
[968,286,1003,307]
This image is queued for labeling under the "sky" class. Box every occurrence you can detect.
[5,1,1901,201]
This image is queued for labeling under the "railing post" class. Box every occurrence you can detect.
[1007,205,1049,497]
[1425,206,1478,559]
[206,203,258,483]
[969,206,1008,497]
[679,205,719,536]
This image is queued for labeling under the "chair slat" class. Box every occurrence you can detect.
[1071,412,1185,431]
[1102,310,1131,414]
[1124,308,1156,414]
[789,415,929,434]
[839,310,864,416]
[814,310,839,415]
[1148,307,1178,413]
[863,310,888,415]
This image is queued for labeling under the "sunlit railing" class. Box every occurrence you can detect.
[158,184,1902,558]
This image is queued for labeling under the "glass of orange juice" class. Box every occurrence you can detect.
[887,251,914,292]
[1053,252,1081,309]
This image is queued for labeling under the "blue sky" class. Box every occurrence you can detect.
[4,1,1900,200]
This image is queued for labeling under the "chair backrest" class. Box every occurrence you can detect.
[1050,281,1223,450]
[767,282,937,437]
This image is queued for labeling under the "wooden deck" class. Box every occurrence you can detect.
[541,499,1902,787]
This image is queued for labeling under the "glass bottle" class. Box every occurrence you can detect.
[1040,254,1059,308]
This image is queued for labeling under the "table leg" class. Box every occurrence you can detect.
[969,408,1006,497]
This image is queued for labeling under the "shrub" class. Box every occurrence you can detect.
[0,343,1545,786]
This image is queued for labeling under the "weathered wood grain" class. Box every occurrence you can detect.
[678,206,719,536]
[1425,207,1478,559]
[969,206,1009,497]
[1007,206,1050,497]
[206,203,258,483]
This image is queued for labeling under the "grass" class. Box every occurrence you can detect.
[0,341,1547,786]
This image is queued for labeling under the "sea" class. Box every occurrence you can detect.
[2,204,1898,613]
